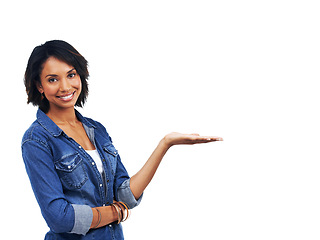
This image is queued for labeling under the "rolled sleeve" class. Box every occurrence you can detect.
[117,179,143,209]
[69,204,93,236]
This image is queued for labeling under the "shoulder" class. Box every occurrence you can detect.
[84,116,105,130]
[21,120,51,147]
[83,116,113,143]
[76,110,107,132]
[85,117,110,134]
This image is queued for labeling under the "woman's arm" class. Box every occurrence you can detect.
[90,206,117,229]
[90,202,130,229]
[22,140,93,235]
[130,132,223,199]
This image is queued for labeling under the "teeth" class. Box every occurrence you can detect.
[59,93,73,100]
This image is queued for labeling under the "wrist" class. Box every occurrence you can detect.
[161,135,173,150]
[109,205,118,223]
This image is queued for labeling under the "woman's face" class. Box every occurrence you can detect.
[38,57,82,112]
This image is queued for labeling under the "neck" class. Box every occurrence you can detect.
[46,107,78,126]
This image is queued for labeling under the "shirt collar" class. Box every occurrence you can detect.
[36,108,96,137]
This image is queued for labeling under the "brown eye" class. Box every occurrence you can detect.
[48,78,58,83]
[68,73,76,78]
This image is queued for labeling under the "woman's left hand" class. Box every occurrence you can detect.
[163,132,223,148]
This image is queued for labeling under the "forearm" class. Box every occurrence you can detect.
[129,133,222,200]
[90,206,117,229]
[130,138,170,199]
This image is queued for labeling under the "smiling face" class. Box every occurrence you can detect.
[38,57,82,113]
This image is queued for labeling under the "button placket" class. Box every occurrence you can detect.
[102,160,112,204]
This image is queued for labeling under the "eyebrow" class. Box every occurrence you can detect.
[45,68,76,78]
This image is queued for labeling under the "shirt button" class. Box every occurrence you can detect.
[68,166,71,169]
[107,179,109,183]
[92,162,95,165]
[114,151,117,154]
[78,146,82,149]
[109,225,112,228]
[100,184,103,187]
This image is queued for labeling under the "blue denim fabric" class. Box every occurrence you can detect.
[21,109,142,239]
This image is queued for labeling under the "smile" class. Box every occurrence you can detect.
[57,91,75,101]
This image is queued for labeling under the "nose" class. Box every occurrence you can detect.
[59,78,71,92]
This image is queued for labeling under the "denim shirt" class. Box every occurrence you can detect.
[21,109,142,240]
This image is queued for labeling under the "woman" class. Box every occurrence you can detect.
[21,40,222,240]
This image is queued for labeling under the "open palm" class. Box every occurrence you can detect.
[164,132,223,147]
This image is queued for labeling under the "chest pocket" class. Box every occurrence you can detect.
[54,153,88,190]
[103,144,118,175]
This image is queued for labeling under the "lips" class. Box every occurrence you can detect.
[57,91,75,101]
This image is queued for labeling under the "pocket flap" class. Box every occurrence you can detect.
[103,144,118,157]
[55,153,82,172]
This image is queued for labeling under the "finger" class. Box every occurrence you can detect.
[183,137,217,145]
[209,136,223,141]
[199,136,223,142]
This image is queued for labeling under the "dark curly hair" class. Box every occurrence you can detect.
[24,40,89,113]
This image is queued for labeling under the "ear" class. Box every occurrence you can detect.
[36,82,43,94]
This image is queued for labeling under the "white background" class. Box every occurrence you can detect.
[0,1,319,239]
